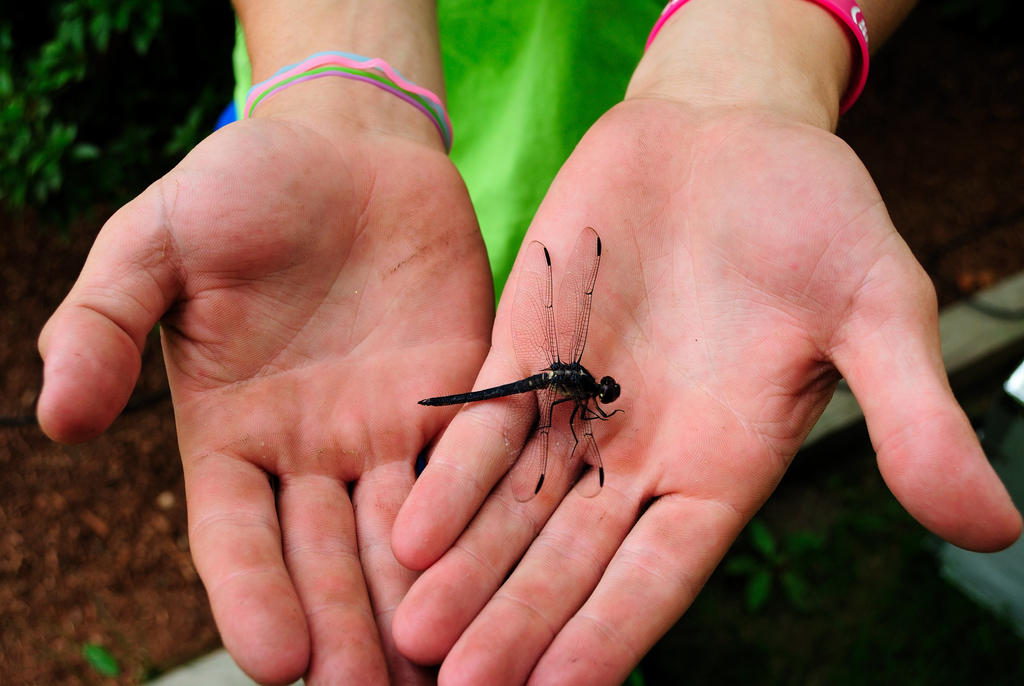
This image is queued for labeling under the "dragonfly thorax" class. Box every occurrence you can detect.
[545,362,618,405]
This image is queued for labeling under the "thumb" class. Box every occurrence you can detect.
[832,252,1021,552]
[37,189,181,443]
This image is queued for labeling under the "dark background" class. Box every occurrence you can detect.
[1,2,1022,684]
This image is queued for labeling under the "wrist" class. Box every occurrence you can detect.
[249,76,448,153]
[627,0,853,130]
[236,0,443,88]
[235,0,446,151]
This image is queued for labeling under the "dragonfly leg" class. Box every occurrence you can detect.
[585,403,624,421]
[567,402,580,456]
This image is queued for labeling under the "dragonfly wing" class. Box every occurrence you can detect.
[511,239,557,374]
[504,386,548,502]
[556,227,602,365]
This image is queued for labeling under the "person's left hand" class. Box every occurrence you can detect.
[389,97,1022,685]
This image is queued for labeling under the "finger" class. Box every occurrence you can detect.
[351,460,435,684]
[394,229,564,568]
[37,192,180,442]
[528,493,743,686]
[393,386,513,570]
[393,456,575,665]
[832,255,1022,551]
[434,484,640,686]
[277,472,390,683]
[184,452,309,684]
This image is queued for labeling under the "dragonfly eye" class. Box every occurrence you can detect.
[599,376,620,403]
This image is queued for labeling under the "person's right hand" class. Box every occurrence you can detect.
[37,79,493,684]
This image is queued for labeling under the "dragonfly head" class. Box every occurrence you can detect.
[598,376,620,404]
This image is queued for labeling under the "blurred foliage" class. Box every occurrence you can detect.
[641,446,1024,685]
[723,518,826,613]
[81,642,120,677]
[0,1,233,224]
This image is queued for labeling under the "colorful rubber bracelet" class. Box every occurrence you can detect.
[645,0,870,114]
[244,51,453,151]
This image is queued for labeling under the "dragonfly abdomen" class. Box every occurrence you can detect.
[418,371,552,406]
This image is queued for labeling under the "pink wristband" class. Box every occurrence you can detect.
[645,0,870,114]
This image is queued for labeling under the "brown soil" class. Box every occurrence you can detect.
[0,219,217,684]
[1,5,1022,685]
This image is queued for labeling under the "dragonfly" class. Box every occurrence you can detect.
[420,227,621,501]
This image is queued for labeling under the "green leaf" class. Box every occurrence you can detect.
[162,103,205,157]
[82,643,121,677]
[89,13,112,52]
[746,569,773,612]
[71,142,101,160]
[780,570,811,611]
[52,122,78,148]
[723,554,762,576]
[748,519,777,561]
[114,4,132,32]
[133,4,163,54]
[626,667,647,686]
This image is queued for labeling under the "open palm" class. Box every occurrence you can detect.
[392,98,1021,685]
[39,114,492,684]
